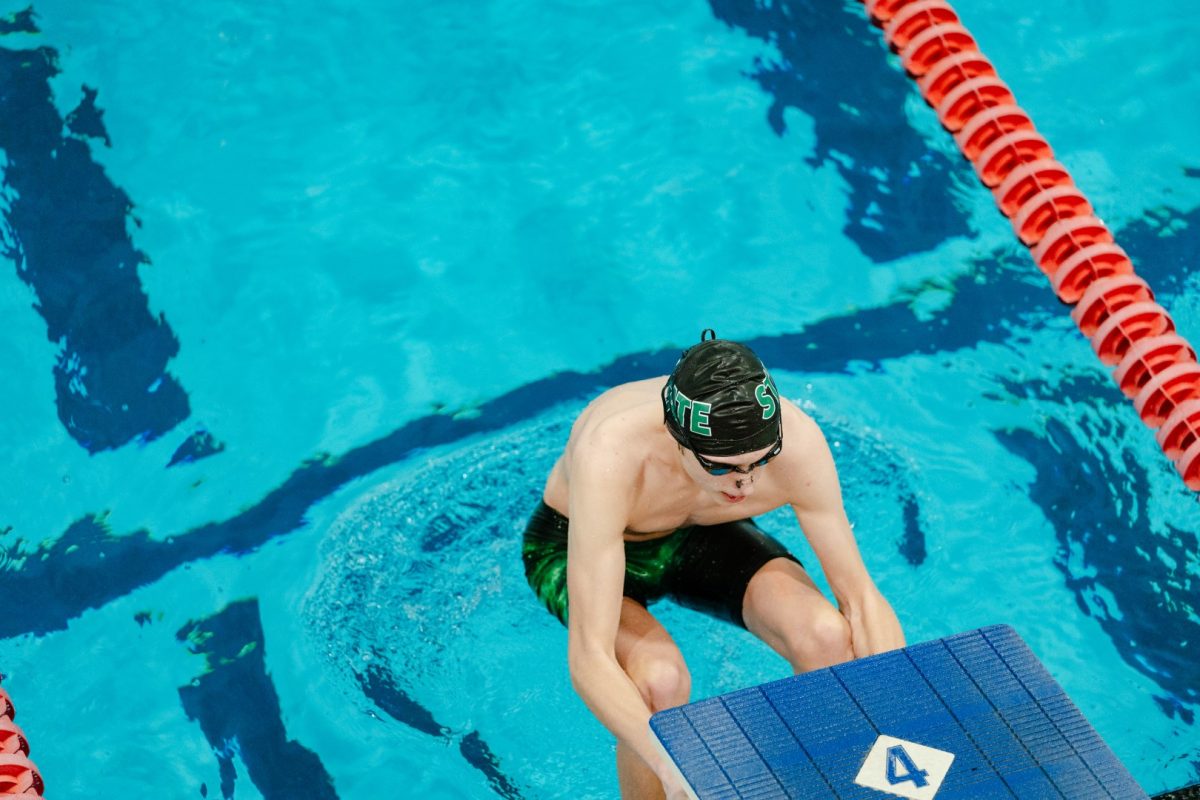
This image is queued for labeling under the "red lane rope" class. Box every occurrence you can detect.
[859,0,1200,492]
[0,684,44,798]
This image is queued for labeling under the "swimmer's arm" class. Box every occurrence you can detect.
[565,445,681,789]
[787,417,905,658]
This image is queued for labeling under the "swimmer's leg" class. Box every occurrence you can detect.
[661,520,849,671]
[614,597,691,800]
[741,557,854,673]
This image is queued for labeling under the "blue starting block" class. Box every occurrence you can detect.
[650,625,1147,799]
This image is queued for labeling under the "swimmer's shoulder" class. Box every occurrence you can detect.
[566,378,667,462]
[773,399,841,503]
[593,376,667,407]
[779,395,820,440]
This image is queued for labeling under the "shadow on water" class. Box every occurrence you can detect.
[177,599,338,799]
[0,5,34,34]
[706,0,975,261]
[358,653,525,800]
[0,13,198,454]
[995,401,1199,710]
[996,396,1200,786]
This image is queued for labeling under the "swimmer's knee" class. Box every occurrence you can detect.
[630,657,691,712]
[787,606,852,671]
[811,608,853,660]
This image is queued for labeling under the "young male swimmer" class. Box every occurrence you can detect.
[523,330,905,799]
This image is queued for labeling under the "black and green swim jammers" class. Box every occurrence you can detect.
[522,501,801,629]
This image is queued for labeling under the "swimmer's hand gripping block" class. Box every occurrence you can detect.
[650,625,1146,799]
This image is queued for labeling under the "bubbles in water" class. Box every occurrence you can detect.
[303,406,575,726]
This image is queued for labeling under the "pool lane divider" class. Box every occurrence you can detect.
[0,684,43,797]
[861,0,1200,492]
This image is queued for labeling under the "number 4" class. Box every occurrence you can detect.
[886,745,930,788]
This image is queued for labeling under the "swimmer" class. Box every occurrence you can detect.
[523,330,905,799]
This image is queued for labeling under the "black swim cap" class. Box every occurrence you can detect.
[662,329,781,456]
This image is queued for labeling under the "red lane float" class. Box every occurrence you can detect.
[1032,215,1114,275]
[994,159,1073,218]
[1134,361,1200,428]
[885,1,960,51]
[936,76,1016,132]
[919,50,997,107]
[867,0,925,25]
[973,130,1054,187]
[1114,334,1196,399]
[0,685,43,799]
[1072,274,1154,337]
[1012,185,1093,246]
[855,0,1200,491]
[1178,439,1200,490]
[1158,399,1200,460]
[955,104,1034,161]
[1051,241,1132,307]
[0,754,43,796]
[1090,301,1175,366]
[0,720,28,757]
[901,23,979,76]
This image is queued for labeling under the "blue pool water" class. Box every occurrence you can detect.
[0,0,1197,797]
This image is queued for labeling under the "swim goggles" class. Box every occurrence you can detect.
[689,428,783,476]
